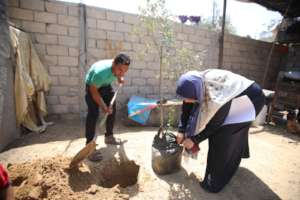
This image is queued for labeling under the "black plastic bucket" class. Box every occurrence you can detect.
[151,128,183,175]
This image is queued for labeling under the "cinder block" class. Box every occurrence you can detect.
[68,87,80,96]
[97,20,115,31]
[49,66,70,76]
[46,24,67,35]
[188,35,199,43]
[132,43,146,52]
[96,39,105,49]
[127,69,140,77]
[59,76,79,86]
[58,36,79,47]
[107,31,123,41]
[70,67,79,76]
[87,28,106,39]
[147,62,160,70]
[173,23,182,33]
[20,0,44,11]
[8,8,33,20]
[139,86,154,94]
[124,14,139,25]
[58,56,78,66]
[124,33,139,42]
[50,76,59,85]
[140,70,156,78]
[8,18,22,27]
[106,11,123,22]
[132,78,146,86]
[46,95,59,105]
[35,34,58,44]
[68,27,79,37]
[49,104,68,114]
[176,33,188,41]
[147,78,157,85]
[7,0,19,7]
[182,41,193,49]
[88,39,96,48]
[123,86,138,94]
[182,25,195,34]
[47,45,68,56]
[87,18,96,28]
[58,14,79,27]
[22,21,46,33]
[59,96,79,105]
[34,12,57,23]
[68,6,79,17]
[44,55,58,65]
[68,48,79,56]
[33,43,46,55]
[87,48,106,59]
[86,7,106,19]
[121,42,132,51]
[49,86,69,95]
[115,23,132,33]
[46,2,67,14]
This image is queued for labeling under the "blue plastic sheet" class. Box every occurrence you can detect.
[127,96,157,125]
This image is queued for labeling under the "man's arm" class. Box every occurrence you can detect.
[89,85,108,112]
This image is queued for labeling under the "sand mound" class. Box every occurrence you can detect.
[7,156,140,200]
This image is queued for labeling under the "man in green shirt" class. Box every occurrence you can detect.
[85,53,130,161]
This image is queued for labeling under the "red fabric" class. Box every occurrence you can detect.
[0,164,9,189]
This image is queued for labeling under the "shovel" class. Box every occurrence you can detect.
[69,84,122,168]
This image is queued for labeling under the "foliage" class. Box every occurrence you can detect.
[134,0,203,82]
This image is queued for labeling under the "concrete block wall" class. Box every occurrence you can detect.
[6,0,281,116]
[222,35,282,89]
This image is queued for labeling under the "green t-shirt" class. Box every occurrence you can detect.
[85,59,117,88]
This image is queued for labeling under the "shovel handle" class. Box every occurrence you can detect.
[94,84,122,141]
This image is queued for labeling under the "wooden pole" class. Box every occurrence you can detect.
[218,0,227,69]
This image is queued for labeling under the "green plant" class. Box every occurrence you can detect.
[134,0,204,126]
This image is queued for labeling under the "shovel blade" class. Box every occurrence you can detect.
[69,141,97,168]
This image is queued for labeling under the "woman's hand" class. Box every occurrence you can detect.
[176,132,185,144]
[182,138,194,149]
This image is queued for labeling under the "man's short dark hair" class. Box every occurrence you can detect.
[114,53,130,66]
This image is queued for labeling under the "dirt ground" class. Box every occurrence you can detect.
[0,118,299,200]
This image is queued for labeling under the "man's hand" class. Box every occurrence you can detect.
[176,132,185,144]
[101,105,113,115]
[182,138,194,150]
[118,76,125,84]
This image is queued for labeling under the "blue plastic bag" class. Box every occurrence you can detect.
[127,96,158,124]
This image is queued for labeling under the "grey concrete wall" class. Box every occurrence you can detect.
[0,0,20,151]
[7,0,282,117]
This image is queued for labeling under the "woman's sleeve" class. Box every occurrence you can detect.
[178,102,194,133]
[191,100,231,144]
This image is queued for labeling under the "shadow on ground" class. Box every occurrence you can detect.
[4,117,158,150]
[156,167,280,200]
